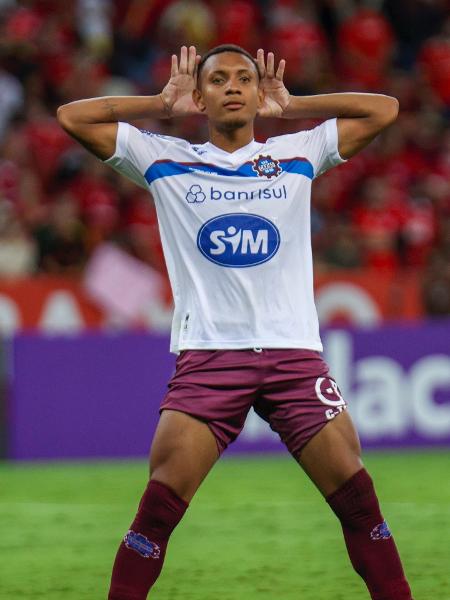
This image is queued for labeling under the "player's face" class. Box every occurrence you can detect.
[194,52,263,130]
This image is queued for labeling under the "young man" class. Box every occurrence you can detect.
[57,45,412,600]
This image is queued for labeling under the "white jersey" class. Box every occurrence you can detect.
[104,119,345,353]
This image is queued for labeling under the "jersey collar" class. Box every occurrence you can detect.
[203,139,263,159]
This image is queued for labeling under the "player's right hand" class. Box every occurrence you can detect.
[160,46,203,117]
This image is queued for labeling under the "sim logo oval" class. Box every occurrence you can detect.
[197,213,280,268]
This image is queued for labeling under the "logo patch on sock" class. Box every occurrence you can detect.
[370,521,392,541]
[123,530,161,559]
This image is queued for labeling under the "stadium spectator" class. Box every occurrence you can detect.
[352,176,405,271]
[422,216,450,315]
[211,0,262,53]
[382,0,446,68]
[418,15,450,107]
[321,219,362,270]
[337,3,395,90]
[0,200,36,276]
[268,0,330,94]
[34,192,87,273]
[0,68,23,141]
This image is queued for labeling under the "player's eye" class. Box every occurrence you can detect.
[240,76,251,83]
[212,77,224,84]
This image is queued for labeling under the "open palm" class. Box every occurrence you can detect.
[160,46,203,117]
[256,49,291,118]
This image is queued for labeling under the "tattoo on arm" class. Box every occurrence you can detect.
[103,98,119,121]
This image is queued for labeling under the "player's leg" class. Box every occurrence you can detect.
[108,410,219,600]
[109,348,259,600]
[297,412,412,600]
[258,349,412,600]
[297,406,362,495]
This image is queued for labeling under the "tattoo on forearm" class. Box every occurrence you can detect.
[103,98,119,121]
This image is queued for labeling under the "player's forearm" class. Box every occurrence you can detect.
[283,93,399,123]
[57,95,167,127]
[56,95,169,161]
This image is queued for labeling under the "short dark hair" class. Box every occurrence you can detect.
[197,44,259,86]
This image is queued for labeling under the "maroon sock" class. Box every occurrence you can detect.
[326,469,412,600]
[108,479,188,600]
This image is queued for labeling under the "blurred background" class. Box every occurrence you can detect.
[0,0,448,454]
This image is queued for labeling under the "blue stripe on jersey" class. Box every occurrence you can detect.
[280,159,314,179]
[144,158,314,184]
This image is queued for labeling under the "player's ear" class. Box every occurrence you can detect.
[193,89,206,112]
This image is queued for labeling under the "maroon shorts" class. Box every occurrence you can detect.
[160,348,347,457]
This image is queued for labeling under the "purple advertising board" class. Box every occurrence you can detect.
[8,319,450,460]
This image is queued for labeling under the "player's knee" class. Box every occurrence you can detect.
[149,465,195,502]
[135,479,188,536]
[326,468,381,528]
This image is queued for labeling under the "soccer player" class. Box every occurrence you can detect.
[57,45,412,599]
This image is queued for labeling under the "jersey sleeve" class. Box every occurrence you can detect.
[305,118,347,178]
[103,122,170,189]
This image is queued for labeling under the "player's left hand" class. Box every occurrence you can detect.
[256,49,291,118]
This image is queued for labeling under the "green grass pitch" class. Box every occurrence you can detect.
[1,451,449,599]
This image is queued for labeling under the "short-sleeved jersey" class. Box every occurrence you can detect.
[104,119,345,354]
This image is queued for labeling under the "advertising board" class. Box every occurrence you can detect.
[8,320,450,460]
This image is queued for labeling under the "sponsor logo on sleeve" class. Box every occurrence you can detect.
[139,130,174,140]
[197,213,280,267]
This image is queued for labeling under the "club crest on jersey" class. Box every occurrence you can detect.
[370,521,392,541]
[124,530,161,559]
[252,155,282,178]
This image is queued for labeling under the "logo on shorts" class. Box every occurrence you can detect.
[186,184,206,203]
[315,377,346,421]
[370,521,392,541]
[315,377,345,407]
[197,213,280,268]
[252,155,282,178]
[124,530,161,559]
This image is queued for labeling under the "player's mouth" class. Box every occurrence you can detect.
[223,100,245,110]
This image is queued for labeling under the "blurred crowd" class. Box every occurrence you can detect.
[0,0,449,315]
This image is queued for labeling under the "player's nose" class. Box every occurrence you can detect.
[225,84,242,95]
[224,77,242,94]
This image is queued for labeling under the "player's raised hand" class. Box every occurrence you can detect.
[160,46,203,117]
[256,49,291,118]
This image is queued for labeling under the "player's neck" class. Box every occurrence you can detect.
[208,123,255,154]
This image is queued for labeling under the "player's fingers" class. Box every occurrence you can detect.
[275,59,286,81]
[179,45,188,73]
[193,54,201,82]
[187,45,196,75]
[266,52,275,78]
[256,48,265,78]
[171,54,178,77]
